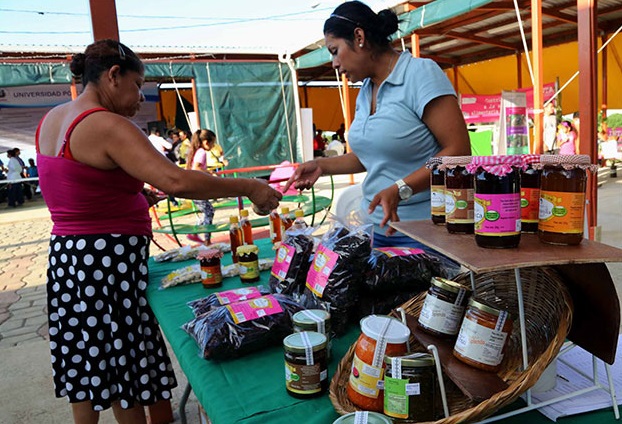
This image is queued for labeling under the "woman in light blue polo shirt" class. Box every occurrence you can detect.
[285,1,471,249]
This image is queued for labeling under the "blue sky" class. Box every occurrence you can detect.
[0,0,399,55]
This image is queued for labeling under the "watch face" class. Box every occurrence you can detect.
[399,184,413,200]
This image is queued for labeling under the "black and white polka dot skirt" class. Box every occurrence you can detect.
[46,234,177,411]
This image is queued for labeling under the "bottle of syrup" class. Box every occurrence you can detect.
[239,209,253,245]
[280,207,293,235]
[269,209,282,244]
[229,215,242,263]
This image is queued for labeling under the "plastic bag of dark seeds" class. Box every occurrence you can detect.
[187,285,271,316]
[182,293,304,360]
[362,247,445,294]
[268,229,314,296]
[303,222,372,335]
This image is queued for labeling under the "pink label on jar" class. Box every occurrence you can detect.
[225,295,283,324]
[474,193,521,235]
[376,247,425,257]
[306,244,339,298]
[270,243,295,281]
[215,287,262,305]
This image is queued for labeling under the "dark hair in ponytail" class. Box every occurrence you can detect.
[70,39,143,86]
[323,1,398,50]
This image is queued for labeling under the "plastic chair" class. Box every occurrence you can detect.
[332,183,363,221]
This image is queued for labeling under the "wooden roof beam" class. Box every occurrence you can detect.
[444,31,516,50]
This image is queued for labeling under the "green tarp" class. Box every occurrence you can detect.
[0,61,301,169]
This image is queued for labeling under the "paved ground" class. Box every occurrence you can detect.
[0,171,619,423]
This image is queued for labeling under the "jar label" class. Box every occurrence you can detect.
[270,243,295,281]
[349,353,384,399]
[418,294,466,335]
[384,377,410,419]
[306,244,339,298]
[376,247,424,257]
[431,185,446,216]
[226,295,283,324]
[285,361,326,395]
[520,187,540,223]
[474,193,521,235]
[201,265,222,286]
[538,190,585,234]
[445,188,474,223]
[454,316,508,366]
[238,259,259,280]
[215,287,262,305]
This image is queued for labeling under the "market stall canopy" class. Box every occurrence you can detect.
[295,0,622,82]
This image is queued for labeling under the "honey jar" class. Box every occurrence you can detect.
[537,155,597,245]
[236,244,260,283]
[293,309,332,360]
[347,315,410,412]
[426,156,445,225]
[519,154,542,233]
[197,248,223,288]
[441,156,474,234]
[418,277,471,337]
[453,298,513,372]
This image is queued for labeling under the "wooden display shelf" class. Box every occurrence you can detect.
[391,220,622,364]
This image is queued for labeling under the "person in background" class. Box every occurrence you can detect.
[35,39,281,424]
[572,111,581,151]
[326,133,345,156]
[185,129,218,244]
[336,122,346,142]
[207,140,228,172]
[285,1,471,249]
[148,128,171,156]
[313,129,326,157]
[0,157,6,180]
[6,149,24,207]
[166,129,180,163]
[557,120,578,155]
[13,147,32,200]
[177,130,192,165]
[26,158,39,194]
[542,101,558,153]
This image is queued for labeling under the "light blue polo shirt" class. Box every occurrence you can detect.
[348,52,457,233]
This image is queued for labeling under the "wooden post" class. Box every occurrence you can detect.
[341,73,355,184]
[577,0,598,240]
[88,0,119,41]
[531,0,543,154]
[411,34,420,58]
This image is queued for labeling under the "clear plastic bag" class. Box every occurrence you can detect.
[187,285,271,316]
[268,229,315,296]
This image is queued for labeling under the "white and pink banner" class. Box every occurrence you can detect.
[461,82,556,124]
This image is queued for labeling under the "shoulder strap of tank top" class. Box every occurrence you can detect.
[60,107,108,159]
[35,112,50,154]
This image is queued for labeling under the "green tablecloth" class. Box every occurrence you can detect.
[146,238,359,424]
[147,239,619,424]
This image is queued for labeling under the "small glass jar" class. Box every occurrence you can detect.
[418,277,472,337]
[384,353,438,422]
[347,315,410,412]
[468,155,522,248]
[236,244,260,283]
[441,156,474,234]
[284,331,328,398]
[520,154,542,233]
[197,248,223,288]
[453,298,513,372]
[426,157,446,225]
[293,309,332,360]
[538,155,597,245]
[332,412,393,424]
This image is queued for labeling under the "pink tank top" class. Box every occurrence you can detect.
[36,108,151,236]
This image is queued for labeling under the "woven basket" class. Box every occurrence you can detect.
[330,266,573,423]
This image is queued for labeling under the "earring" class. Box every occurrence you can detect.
[359,43,363,48]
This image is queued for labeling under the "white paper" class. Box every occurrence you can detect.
[521,334,622,421]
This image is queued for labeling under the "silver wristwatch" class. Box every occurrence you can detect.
[395,179,413,201]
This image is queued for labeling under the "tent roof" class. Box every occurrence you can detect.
[295,0,622,82]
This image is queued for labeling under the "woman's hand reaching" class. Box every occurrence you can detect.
[282,161,323,192]
[248,179,283,214]
[368,184,400,236]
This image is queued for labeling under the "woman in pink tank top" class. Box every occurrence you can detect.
[36,39,283,424]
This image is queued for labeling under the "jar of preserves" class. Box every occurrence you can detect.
[236,244,260,283]
[453,298,513,372]
[467,155,522,248]
[347,315,410,412]
[197,248,223,288]
[383,353,438,422]
[520,154,542,233]
[538,155,598,245]
[426,157,445,225]
[293,309,332,360]
[441,156,474,234]
[283,331,328,398]
[418,277,471,337]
